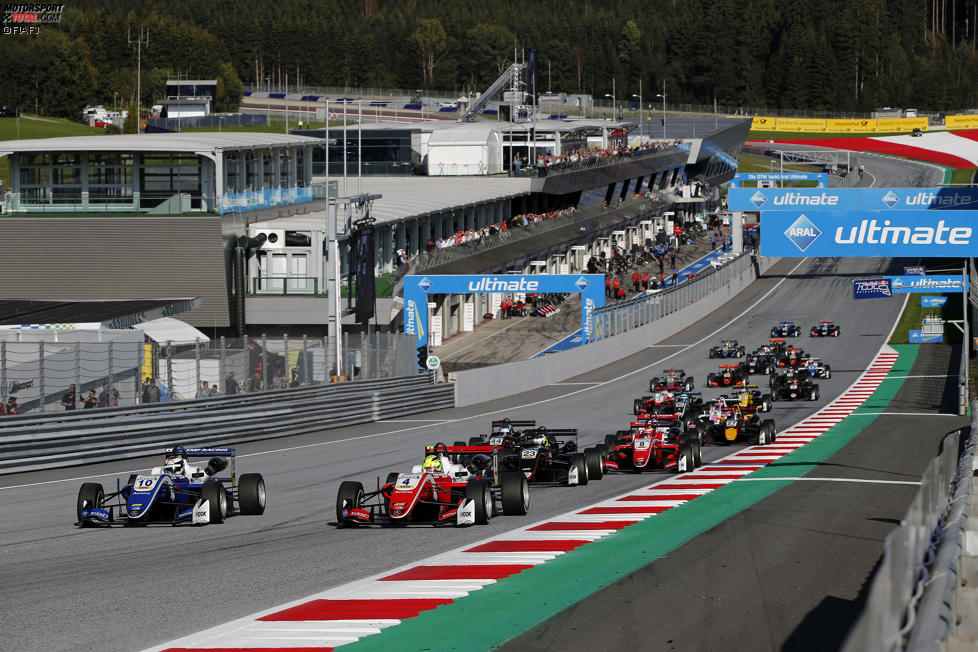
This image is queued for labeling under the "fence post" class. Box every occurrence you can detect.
[167,343,174,401]
[284,334,290,386]
[74,342,80,398]
[219,336,225,393]
[38,341,46,412]
[261,334,268,389]
[321,336,328,384]
[194,339,201,394]
[302,334,308,384]
[0,341,5,407]
[107,340,114,398]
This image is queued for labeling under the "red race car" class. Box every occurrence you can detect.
[706,364,749,387]
[335,443,529,527]
[604,415,701,473]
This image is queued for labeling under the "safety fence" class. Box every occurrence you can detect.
[842,417,976,652]
[0,373,452,475]
[0,332,417,415]
[591,251,753,340]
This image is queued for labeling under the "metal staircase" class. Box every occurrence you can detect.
[458,63,525,123]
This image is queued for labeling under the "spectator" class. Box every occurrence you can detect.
[225,372,239,395]
[61,384,77,410]
[290,367,299,387]
[249,370,262,392]
[196,380,211,399]
[5,396,21,415]
[672,269,679,285]
[97,383,120,408]
[209,383,220,396]
[142,378,160,403]
[642,271,650,290]
[83,389,98,409]
[711,234,717,251]
[632,271,641,293]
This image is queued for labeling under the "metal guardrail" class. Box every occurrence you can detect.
[0,373,453,475]
[592,251,753,340]
[842,412,976,652]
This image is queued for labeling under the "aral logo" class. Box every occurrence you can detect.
[575,276,590,291]
[750,190,767,208]
[784,214,822,252]
[882,191,900,209]
[417,277,432,292]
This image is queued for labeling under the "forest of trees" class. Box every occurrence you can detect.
[3,0,978,120]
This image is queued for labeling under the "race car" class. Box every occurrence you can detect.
[471,425,604,485]
[810,320,841,337]
[335,442,530,527]
[76,446,266,527]
[722,385,774,413]
[604,416,700,473]
[701,400,777,445]
[800,355,832,379]
[709,340,746,358]
[649,369,695,392]
[634,390,676,416]
[770,321,802,337]
[707,364,749,387]
[770,369,820,401]
[739,351,775,376]
[776,346,806,368]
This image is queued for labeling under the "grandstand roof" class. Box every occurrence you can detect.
[0,133,325,156]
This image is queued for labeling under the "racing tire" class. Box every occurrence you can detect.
[707,373,716,386]
[824,366,832,379]
[833,329,840,337]
[77,482,104,524]
[604,434,618,449]
[238,473,266,515]
[675,443,693,474]
[810,385,820,401]
[468,436,483,445]
[595,443,610,461]
[201,478,227,524]
[685,378,695,391]
[454,441,467,447]
[500,472,530,516]
[692,439,702,468]
[758,426,770,445]
[764,420,777,443]
[761,394,773,412]
[464,479,492,525]
[615,430,629,442]
[650,377,660,391]
[336,480,365,526]
[709,350,715,359]
[633,399,643,415]
[569,453,589,486]
[584,447,603,480]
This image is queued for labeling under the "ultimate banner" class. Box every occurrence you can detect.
[729,187,978,212]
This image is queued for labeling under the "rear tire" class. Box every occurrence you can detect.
[464,479,492,524]
[335,480,365,526]
[692,439,702,467]
[570,453,589,485]
[237,473,266,515]
[761,394,773,412]
[500,472,529,516]
[595,443,610,461]
[77,482,104,524]
[604,434,619,449]
[675,443,693,473]
[468,436,483,445]
[633,399,643,415]
[453,440,467,447]
[811,385,820,401]
[824,366,832,379]
[200,478,227,524]
[584,447,603,480]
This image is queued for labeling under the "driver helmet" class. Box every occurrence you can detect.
[422,454,443,473]
[740,394,751,407]
[498,423,512,435]
[531,426,549,447]
[163,449,186,474]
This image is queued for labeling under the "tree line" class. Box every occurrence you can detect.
[2,0,978,120]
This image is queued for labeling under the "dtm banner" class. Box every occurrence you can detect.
[922,296,949,307]
[853,278,892,300]
[909,330,943,343]
[886,275,969,293]
[730,172,827,189]
[760,210,978,257]
[403,274,605,348]
[729,187,978,212]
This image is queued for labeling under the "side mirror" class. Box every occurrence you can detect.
[205,457,228,476]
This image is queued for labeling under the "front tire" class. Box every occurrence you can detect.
[500,472,529,515]
[584,447,603,480]
[824,366,832,379]
[675,443,693,473]
[77,482,104,524]
[468,436,483,445]
[464,479,492,524]
[810,385,820,401]
[237,473,266,515]
[570,453,589,485]
[692,439,702,467]
[335,480,365,526]
[201,478,227,524]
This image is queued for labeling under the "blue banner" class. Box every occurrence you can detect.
[921,296,948,307]
[218,187,314,214]
[904,266,926,276]
[759,210,978,257]
[730,172,827,189]
[730,187,978,212]
[886,275,969,293]
[404,275,605,348]
[909,330,943,343]
[853,278,893,299]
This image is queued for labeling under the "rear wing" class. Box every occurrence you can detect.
[491,419,535,430]
[819,320,834,323]
[738,384,759,389]
[769,338,785,343]
[545,428,578,441]
[165,446,235,458]
[719,364,739,369]
[780,320,795,324]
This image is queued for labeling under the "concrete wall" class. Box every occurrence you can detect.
[453,255,781,406]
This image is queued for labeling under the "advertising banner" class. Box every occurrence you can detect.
[853,278,893,299]
[886,275,968,293]
[904,266,926,276]
[881,118,929,132]
[730,187,978,212]
[760,210,978,257]
[404,274,605,347]
[751,116,776,130]
[730,172,828,189]
[945,114,978,130]
[826,118,877,133]
[921,296,948,307]
[909,330,943,343]
[776,118,827,132]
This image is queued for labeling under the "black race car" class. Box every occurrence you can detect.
[810,320,841,337]
[650,369,695,392]
[770,321,801,337]
[700,399,777,445]
[739,352,775,376]
[707,364,749,387]
[473,425,603,486]
[776,347,806,368]
[770,369,820,401]
[709,340,746,359]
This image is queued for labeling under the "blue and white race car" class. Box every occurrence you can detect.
[770,321,801,337]
[76,446,266,526]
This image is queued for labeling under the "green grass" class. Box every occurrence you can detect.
[889,291,963,345]
[948,167,977,185]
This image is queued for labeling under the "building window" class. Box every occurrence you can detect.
[262,151,273,189]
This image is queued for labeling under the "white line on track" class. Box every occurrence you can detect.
[844,412,964,417]
[734,477,921,486]
[878,374,959,379]
[0,258,813,493]
[376,419,452,423]
[550,382,601,386]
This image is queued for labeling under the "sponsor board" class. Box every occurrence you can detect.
[909,330,943,343]
[730,172,827,189]
[853,278,893,299]
[730,187,978,212]
[921,296,948,307]
[760,210,978,257]
[904,266,926,276]
[403,275,605,347]
[749,116,927,133]
[945,115,978,130]
[887,275,968,293]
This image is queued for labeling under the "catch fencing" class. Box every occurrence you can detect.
[592,251,753,340]
[0,332,417,415]
[842,418,976,652]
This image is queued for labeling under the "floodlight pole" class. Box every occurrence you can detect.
[128,26,149,134]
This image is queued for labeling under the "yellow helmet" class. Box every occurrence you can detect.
[740,394,750,407]
[422,455,443,473]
